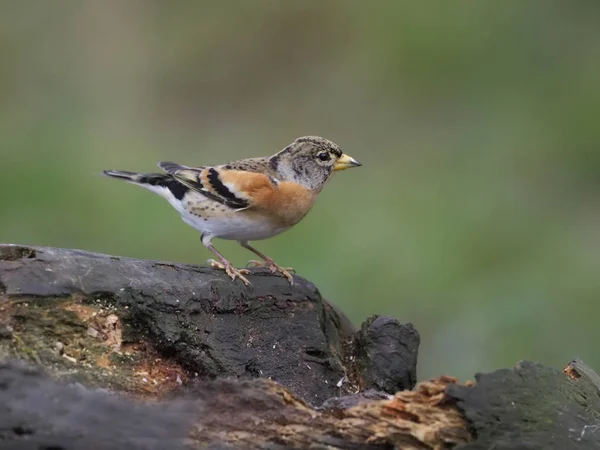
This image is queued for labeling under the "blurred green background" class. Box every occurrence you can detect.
[1,1,599,381]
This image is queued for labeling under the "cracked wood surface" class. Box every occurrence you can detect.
[1,244,599,449]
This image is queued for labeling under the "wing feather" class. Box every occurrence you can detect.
[158,162,276,209]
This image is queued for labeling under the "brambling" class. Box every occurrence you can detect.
[104,136,361,286]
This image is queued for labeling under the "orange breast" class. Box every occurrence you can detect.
[258,181,317,227]
[218,170,318,227]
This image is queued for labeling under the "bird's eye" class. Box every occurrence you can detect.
[317,152,330,162]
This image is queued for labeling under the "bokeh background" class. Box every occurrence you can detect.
[1,1,599,381]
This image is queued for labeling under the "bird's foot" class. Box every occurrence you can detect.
[208,259,251,286]
[246,259,295,285]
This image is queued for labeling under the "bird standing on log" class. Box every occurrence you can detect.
[104,136,361,285]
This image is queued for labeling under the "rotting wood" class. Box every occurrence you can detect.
[2,243,600,449]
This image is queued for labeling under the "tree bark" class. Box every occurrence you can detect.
[1,243,598,449]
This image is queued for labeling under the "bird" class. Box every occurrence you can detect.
[103,136,361,286]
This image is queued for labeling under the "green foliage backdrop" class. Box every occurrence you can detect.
[1,1,599,380]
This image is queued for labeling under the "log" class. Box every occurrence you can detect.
[1,243,599,449]
[447,360,600,449]
[0,244,419,404]
[0,360,467,449]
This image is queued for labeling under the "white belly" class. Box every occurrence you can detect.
[181,210,288,241]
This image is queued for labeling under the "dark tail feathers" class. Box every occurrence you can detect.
[104,170,170,185]
[103,170,142,181]
[103,170,189,200]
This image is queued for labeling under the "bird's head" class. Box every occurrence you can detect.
[270,136,361,191]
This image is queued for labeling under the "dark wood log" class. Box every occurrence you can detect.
[1,243,599,449]
[0,244,418,404]
[0,361,196,450]
[447,361,600,450]
[0,360,467,449]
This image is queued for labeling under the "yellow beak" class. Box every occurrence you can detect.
[334,154,362,171]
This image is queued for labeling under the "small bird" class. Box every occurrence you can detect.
[104,136,361,285]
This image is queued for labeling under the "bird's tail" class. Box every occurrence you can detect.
[103,170,188,200]
[103,170,167,185]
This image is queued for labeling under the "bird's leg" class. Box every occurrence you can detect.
[239,241,295,285]
[202,235,250,285]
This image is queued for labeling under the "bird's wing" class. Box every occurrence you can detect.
[158,162,278,210]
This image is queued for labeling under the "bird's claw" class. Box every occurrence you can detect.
[246,259,295,285]
[208,259,251,286]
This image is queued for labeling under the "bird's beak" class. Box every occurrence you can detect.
[334,154,362,171]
